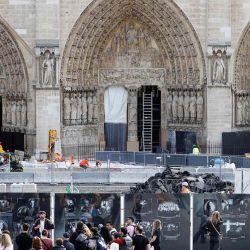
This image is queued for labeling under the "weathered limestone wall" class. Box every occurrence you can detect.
[0,0,250,153]
[35,89,61,155]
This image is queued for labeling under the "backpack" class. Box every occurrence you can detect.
[75,233,88,250]
[86,238,97,250]
[96,237,107,250]
[124,235,133,248]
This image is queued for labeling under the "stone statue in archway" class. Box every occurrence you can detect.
[82,92,88,124]
[166,90,173,121]
[92,93,98,123]
[77,92,82,124]
[87,92,93,123]
[64,93,71,125]
[236,96,243,126]
[42,51,54,86]
[177,91,184,121]
[71,93,78,125]
[11,100,16,125]
[21,100,26,126]
[128,90,137,125]
[189,91,197,122]
[16,100,21,126]
[242,95,250,125]
[213,52,226,84]
[6,100,11,124]
[196,90,204,122]
[172,90,178,121]
[126,23,139,51]
[184,91,190,122]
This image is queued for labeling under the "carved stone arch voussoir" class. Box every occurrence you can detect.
[0,18,29,96]
[234,20,250,91]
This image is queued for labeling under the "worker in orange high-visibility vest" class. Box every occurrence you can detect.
[70,154,75,165]
[80,159,89,171]
[181,182,190,193]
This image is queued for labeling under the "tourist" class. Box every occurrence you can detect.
[126,217,136,238]
[149,220,162,250]
[106,221,117,238]
[62,233,75,250]
[99,225,112,244]
[132,225,150,250]
[52,238,66,250]
[31,237,43,250]
[203,211,223,250]
[0,233,13,250]
[41,229,53,250]
[15,223,33,250]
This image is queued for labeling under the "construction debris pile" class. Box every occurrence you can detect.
[130,166,234,194]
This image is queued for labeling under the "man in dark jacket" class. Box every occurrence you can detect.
[52,238,66,250]
[32,211,55,237]
[16,223,33,250]
[63,233,75,250]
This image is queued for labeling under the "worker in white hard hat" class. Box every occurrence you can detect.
[181,182,190,193]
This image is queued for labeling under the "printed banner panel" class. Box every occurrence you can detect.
[125,193,190,250]
[193,194,250,250]
[0,193,50,238]
[55,193,120,239]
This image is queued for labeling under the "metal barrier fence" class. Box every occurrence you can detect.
[95,151,250,168]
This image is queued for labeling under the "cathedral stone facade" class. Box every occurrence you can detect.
[0,0,250,155]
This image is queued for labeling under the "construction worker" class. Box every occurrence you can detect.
[80,159,89,171]
[192,144,200,154]
[181,182,190,193]
[0,142,5,153]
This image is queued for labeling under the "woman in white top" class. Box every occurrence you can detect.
[0,233,13,250]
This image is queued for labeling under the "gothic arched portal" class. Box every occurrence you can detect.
[234,21,250,127]
[61,0,206,152]
[0,19,28,134]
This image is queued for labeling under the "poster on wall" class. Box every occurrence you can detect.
[125,193,190,250]
[0,193,50,238]
[55,193,120,239]
[193,194,250,250]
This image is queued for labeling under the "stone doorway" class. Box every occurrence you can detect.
[138,86,161,152]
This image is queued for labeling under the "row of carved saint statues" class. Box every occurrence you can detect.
[235,94,250,126]
[166,89,204,123]
[63,91,98,125]
[4,99,27,127]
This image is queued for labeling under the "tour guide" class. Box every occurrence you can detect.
[32,211,55,237]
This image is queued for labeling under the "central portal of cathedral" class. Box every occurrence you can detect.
[61,0,206,154]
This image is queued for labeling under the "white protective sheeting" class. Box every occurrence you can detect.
[104,86,128,123]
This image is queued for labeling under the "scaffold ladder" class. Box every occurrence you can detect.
[143,92,153,152]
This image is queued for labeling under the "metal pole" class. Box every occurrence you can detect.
[219,156,222,180]
[190,192,194,250]
[50,192,55,242]
[241,167,244,194]
[120,194,125,227]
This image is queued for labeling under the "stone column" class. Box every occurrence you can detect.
[127,87,139,151]
[98,87,106,150]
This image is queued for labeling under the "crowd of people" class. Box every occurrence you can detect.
[0,211,162,250]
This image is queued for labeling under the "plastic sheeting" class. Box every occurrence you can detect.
[104,86,128,123]
[105,123,127,151]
